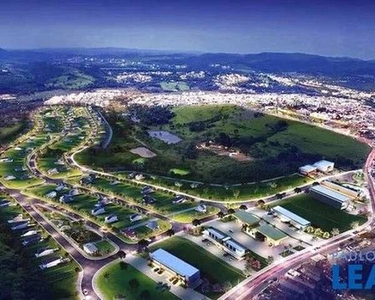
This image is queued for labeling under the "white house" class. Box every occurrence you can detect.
[21,229,39,237]
[8,214,27,223]
[39,257,63,270]
[313,160,335,173]
[91,207,106,216]
[105,214,118,224]
[46,191,57,199]
[195,204,207,213]
[83,243,98,255]
[129,213,143,222]
[299,164,317,175]
[35,247,56,258]
[11,221,30,231]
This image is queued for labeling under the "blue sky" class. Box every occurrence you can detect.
[1,0,375,59]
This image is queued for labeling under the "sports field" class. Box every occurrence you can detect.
[271,193,367,232]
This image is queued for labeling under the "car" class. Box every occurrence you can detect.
[83,289,88,296]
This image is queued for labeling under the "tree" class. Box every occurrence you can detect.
[306,226,314,234]
[166,229,175,237]
[350,221,359,229]
[239,204,247,210]
[314,228,323,237]
[233,190,240,200]
[222,281,233,292]
[294,187,302,193]
[256,200,265,209]
[119,261,128,270]
[217,211,225,219]
[103,272,110,282]
[227,208,235,214]
[266,256,274,265]
[192,219,201,226]
[137,239,149,252]
[117,250,126,260]
[331,228,340,236]
[322,232,330,239]
[129,278,139,290]
[140,289,151,300]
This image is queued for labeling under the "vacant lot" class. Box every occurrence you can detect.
[271,193,367,232]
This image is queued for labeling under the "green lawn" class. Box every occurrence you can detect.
[96,261,178,300]
[77,105,370,185]
[171,206,220,223]
[95,240,115,255]
[271,193,367,232]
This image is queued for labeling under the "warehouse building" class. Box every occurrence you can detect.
[149,249,200,287]
[321,180,360,199]
[309,185,350,210]
[272,206,311,230]
[249,224,288,246]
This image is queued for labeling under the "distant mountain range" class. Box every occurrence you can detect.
[1,47,374,76]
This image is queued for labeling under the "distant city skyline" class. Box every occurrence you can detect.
[1,0,375,59]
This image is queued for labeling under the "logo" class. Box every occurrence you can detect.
[332,250,375,290]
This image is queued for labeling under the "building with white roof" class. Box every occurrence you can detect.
[272,206,311,230]
[149,249,200,286]
[203,227,248,259]
[309,185,350,210]
[299,165,317,175]
[313,160,334,173]
[83,243,98,255]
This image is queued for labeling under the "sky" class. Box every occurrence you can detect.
[1,0,375,59]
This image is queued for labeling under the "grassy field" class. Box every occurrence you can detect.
[77,105,370,185]
[171,206,220,223]
[95,240,115,255]
[271,193,367,232]
[96,261,178,300]
[148,237,245,291]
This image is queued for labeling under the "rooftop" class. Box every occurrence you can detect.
[234,210,260,226]
[150,249,199,278]
[273,206,311,226]
[313,160,334,168]
[256,224,288,241]
[310,185,350,203]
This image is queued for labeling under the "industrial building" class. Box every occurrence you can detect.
[272,206,311,230]
[249,224,288,246]
[149,249,200,287]
[321,180,360,199]
[309,185,350,210]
